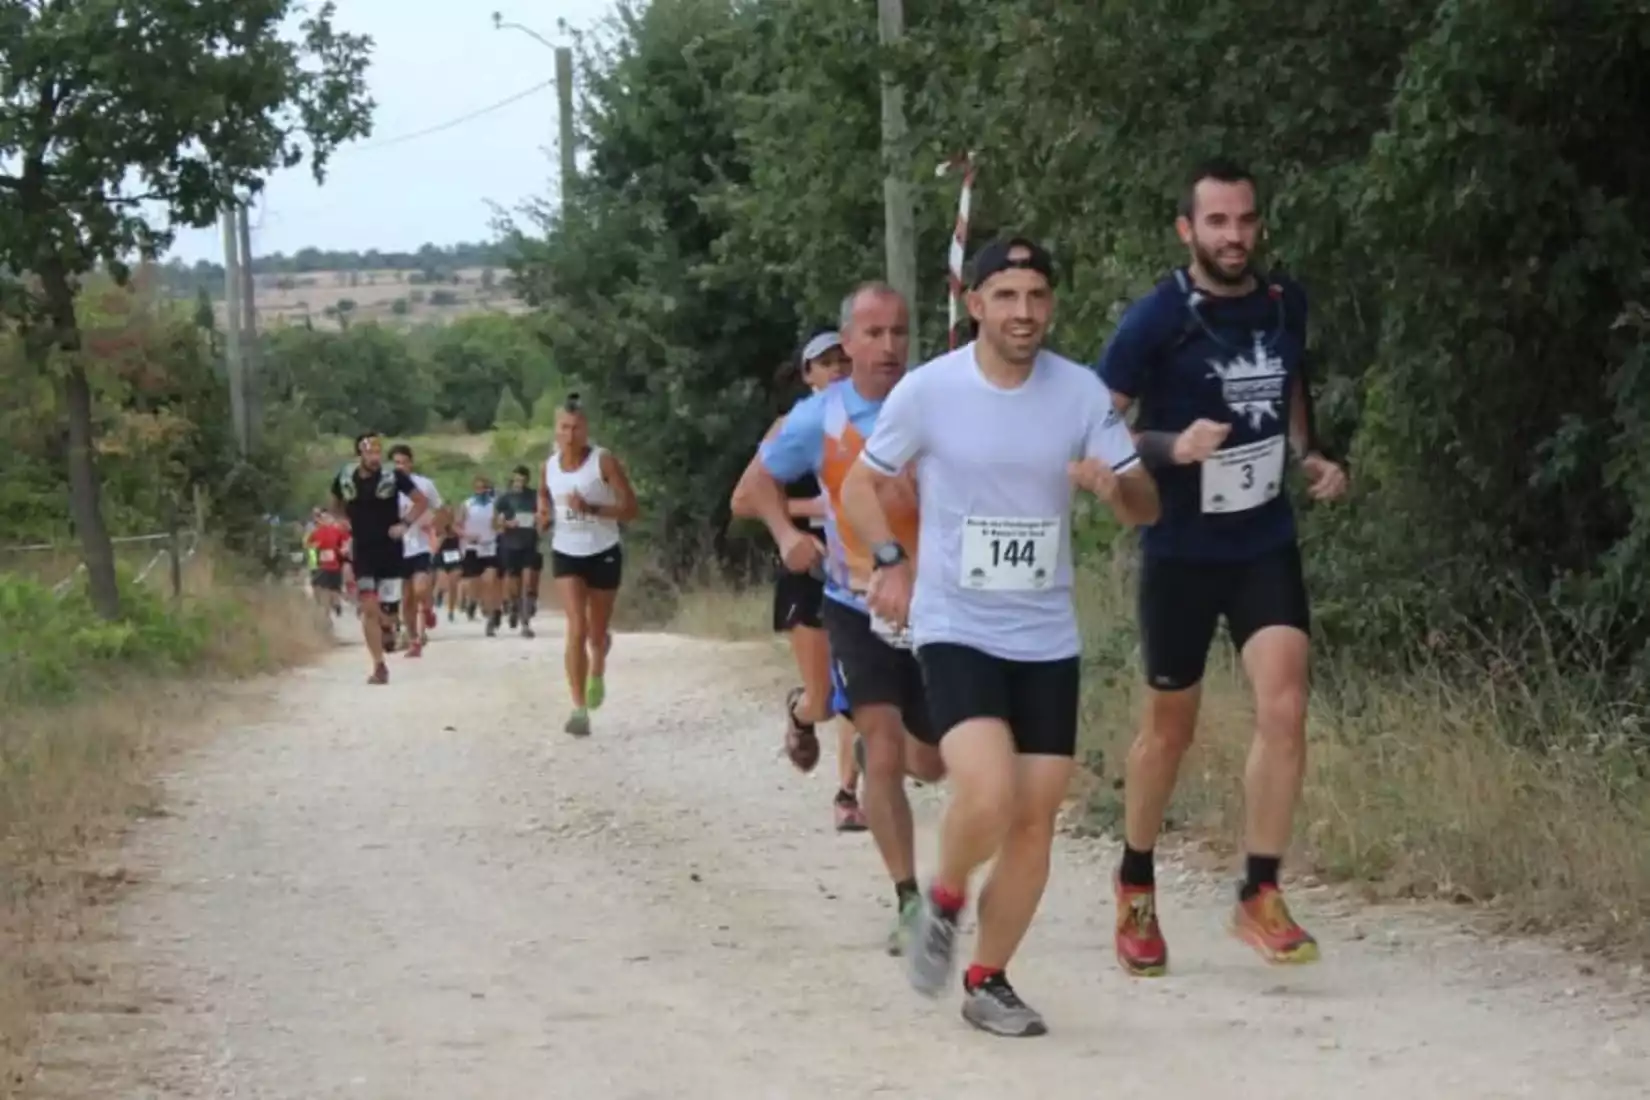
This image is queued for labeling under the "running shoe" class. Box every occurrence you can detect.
[1115,876,1169,977]
[962,973,1047,1038]
[887,890,922,957]
[367,662,389,685]
[565,709,591,738]
[784,686,820,773]
[833,791,867,832]
[586,674,606,711]
[904,893,958,994]
[1232,884,1320,964]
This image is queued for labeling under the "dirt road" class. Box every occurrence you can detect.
[26,613,1650,1098]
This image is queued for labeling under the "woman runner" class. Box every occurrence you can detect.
[539,393,640,738]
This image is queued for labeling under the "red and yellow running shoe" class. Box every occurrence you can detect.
[1114,877,1169,977]
[1233,884,1320,965]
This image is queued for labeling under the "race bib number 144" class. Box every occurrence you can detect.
[959,516,1061,591]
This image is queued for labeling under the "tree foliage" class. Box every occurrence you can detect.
[0,0,375,617]
[503,0,1650,677]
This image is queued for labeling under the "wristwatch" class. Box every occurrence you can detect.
[871,540,907,569]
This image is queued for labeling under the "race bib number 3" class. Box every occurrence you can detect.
[959,516,1061,591]
[1201,436,1285,514]
[869,611,913,650]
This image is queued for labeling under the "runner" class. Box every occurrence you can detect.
[1096,158,1349,977]
[390,443,444,658]
[329,431,430,684]
[766,329,865,832]
[539,393,639,737]
[305,509,348,616]
[433,508,463,621]
[843,237,1158,1037]
[730,281,944,955]
[457,475,503,637]
[495,464,543,639]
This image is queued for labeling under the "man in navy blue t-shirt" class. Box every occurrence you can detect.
[1096,158,1349,977]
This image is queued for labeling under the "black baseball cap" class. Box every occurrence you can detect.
[968,235,1056,290]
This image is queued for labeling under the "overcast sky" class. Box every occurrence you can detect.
[165,0,614,264]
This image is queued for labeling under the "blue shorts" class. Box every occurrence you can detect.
[830,654,850,716]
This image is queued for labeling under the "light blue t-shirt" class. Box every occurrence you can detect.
[758,378,888,614]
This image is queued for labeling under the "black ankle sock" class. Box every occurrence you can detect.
[1240,854,1282,901]
[1119,845,1155,888]
[835,788,857,805]
[894,878,919,907]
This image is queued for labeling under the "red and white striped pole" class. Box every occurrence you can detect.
[936,150,977,350]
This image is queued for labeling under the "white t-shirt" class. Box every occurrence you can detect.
[861,342,1140,662]
[399,473,442,557]
[461,494,498,556]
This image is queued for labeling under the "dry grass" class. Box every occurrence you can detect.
[0,552,332,1095]
[1070,547,1650,955]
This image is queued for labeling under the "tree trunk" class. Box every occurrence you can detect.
[43,265,121,619]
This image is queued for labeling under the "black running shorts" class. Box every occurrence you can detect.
[311,570,343,592]
[772,566,825,633]
[461,550,498,579]
[499,544,544,577]
[916,643,1081,757]
[820,598,930,740]
[551,545,623,591]
[1137,541,1311,692]
[401,552,433,578]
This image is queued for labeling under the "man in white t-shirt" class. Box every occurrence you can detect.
[840,237,1160,1037]
[391,443,444,657]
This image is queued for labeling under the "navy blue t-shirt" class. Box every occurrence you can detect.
[1096,270,1308,562]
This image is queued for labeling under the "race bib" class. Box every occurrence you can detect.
[1200,436,1285,514]
[319,548,336,564]
[869,611,913,650]
[959,517,1061,591]
[441,550,461,564]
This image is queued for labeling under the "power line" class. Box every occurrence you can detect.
[343,79,558,154]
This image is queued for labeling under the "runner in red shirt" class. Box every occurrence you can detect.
[306,515,349,616]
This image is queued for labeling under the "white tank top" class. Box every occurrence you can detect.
[544,445,622,557]
[399,473,441,557]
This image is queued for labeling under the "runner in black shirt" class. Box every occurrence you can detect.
[330,431,430,684]
[494,465,544,638]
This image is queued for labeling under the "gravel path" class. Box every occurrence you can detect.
[25,611,1650,1098]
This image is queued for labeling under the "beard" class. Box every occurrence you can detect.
[1192,237,1253,288]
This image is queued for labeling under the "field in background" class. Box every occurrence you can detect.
[208,266,529,333]
[662,541,1650,961]
[0,551,333,1088]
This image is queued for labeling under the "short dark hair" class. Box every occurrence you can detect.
[1178,157,1258,219]
[512,464,530,479]
[562,391,584,414]
[388,443,413,460]
[354,431,378,454]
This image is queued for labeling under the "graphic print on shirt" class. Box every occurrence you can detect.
[1206,329,1286,432]
[1201,329,1288,515]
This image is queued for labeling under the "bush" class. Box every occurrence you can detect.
[0,569,211,706]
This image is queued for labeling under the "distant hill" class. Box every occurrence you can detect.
[157,241,531,332]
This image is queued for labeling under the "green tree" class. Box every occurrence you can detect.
[494,388,528,428]
[0,0,374,617]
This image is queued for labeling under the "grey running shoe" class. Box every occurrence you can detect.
[565,709,591,738]
[961,973,1047,1037]
[886,892,921,956]
[905,894,958,997]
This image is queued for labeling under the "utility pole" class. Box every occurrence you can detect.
[555,45,577,204]
[877,0,919,365]
[236,203,260,448]
[220,206,247,456]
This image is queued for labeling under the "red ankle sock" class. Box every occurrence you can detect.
[964,964,1002,990]
[930,883,966,914]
